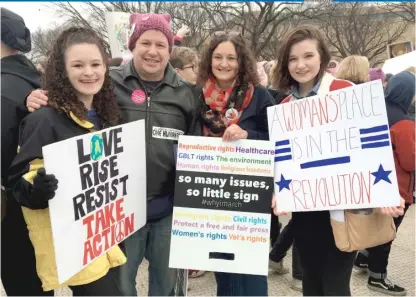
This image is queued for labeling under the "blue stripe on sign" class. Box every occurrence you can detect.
[300,156,351,169]
[275,155,292,162]
[275,140,290,146]
[359,125,388,134]
[360,133,389,143]
[361,141,390,149]
[275,147,291,154]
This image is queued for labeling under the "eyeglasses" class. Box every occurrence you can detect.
[213,31,241,37]
[182,64,198,73]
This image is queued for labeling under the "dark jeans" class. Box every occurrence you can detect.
[361,204,410,278]
[115,214,177,296]
[301,248,356,296]
[215,272,268,296]
[269,219,303,280]
[270,211,281,247]
[69,268,122,296]
[294,213,356,296]
[1,199,53,296]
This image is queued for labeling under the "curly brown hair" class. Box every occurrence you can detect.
[196,32,260,87]
[42,27,120,126]
[273,26,331,92]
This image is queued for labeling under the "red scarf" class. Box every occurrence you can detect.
[201,77,254,137]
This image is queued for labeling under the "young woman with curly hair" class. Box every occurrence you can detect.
[7,27,125,295]
[196,31,274,296]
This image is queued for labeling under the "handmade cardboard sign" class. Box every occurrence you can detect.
[104,12,131,58]
[169,136,274,276]
[43,120,146,284]
[267,80,401,212]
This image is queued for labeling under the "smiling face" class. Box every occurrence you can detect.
[288,39,321,90]
[211,41,239,88]
[65,43,106,101]
[132,29,170,81]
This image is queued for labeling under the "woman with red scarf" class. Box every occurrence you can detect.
[196,31,274,296]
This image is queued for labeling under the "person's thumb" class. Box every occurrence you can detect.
[37,168,46,177]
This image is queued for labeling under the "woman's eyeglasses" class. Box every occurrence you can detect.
[213,31,241,37]
[182,64,198,73]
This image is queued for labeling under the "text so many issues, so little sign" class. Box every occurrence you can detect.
[42,120,147,284]
[267,80,401,213]
[169,136,274,276]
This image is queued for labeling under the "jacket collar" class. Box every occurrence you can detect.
[68,111,94,129]
[122,60,181,88]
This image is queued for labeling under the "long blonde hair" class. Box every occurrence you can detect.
[336,55,370,84]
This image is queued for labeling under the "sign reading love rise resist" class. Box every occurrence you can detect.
[267,80,401,212]
[169,136,274,276]
[42,120,147,284]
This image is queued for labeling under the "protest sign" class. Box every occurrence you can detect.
[267,80,401,212]
[104,12,131,58]
[43,120,147,284]
[169,136,274,276]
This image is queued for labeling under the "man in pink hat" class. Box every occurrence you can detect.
[26,13,200,296]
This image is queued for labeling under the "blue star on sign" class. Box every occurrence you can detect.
[276,174,292,192]
[371,164,392,185]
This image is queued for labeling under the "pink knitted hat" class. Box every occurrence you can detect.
[128,13,173,52]
[369,68,386,82]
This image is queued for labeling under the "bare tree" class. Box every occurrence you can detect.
[51,2,182,56]
[197,2,316,60]
[378,2,415,23]
[28,26,65,62]
[313,2,410,66]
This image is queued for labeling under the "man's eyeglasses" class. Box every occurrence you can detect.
[213,31,241,37]
[182,64,198,72]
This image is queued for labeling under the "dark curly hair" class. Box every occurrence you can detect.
[196,32,260,87]
[42,27,120,126]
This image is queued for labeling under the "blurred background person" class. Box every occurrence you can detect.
[170,46,199,85]
[336,55,370,84]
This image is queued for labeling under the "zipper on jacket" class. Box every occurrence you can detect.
[136,79,151,145]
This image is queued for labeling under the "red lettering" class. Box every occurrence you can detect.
[307,180,318,208]
[83,213,95,239]
[115,197,125,221]
[104,202,116,226]
[319,96,329,124]
[318,178,327,207]
[95,209,107,234]
[282,104,294,132]
[101,226,112,250]
[362,171,372,203]
[83,240,94,265]
[293,102,303,130]
[328,94,339,122]
[291,180,304,210]
[310,100,319,127]
[93,233,102,256]
[124,213,135,235]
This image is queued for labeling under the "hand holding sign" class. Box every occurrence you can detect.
[271,194,288,216]
[223,124,248,142]
[379,197,405,218]
[31,168,59,207]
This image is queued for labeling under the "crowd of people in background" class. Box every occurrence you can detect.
[1,6,415,297]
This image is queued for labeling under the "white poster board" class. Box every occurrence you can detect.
[169,136,274,276]
[104,12,131,58]
[382,51,416,75]
[267,80,401,212]
[43,120,147,284]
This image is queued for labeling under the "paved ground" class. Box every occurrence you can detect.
[2,206,414,296]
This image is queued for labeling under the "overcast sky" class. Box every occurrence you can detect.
[0,2,70,32]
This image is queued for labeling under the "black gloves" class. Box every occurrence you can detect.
[30,168,58,208]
